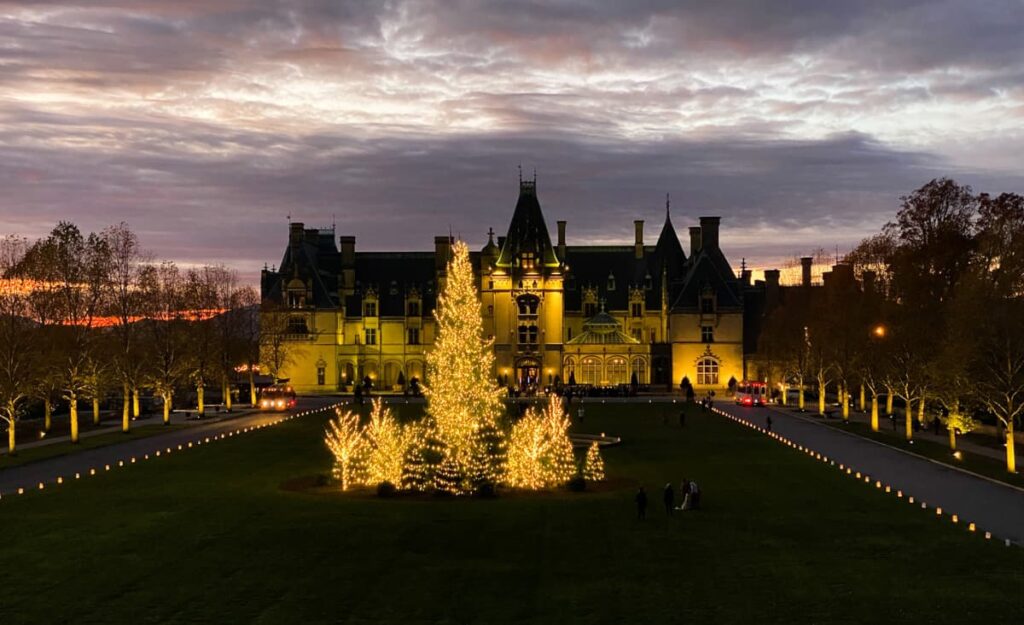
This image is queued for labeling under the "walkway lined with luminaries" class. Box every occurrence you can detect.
[715,402,1024,546]
[0,397,338,498]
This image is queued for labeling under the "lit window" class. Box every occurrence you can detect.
[631,358,647,383]
[286,316,308,335]
[702,326,714,343]
[317,366,325,386]
[581,357,601,385]
[697,357,719,386]
[364,302,377,317]
[364,328,377,345]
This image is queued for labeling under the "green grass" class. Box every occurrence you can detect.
[0,423,188,469]
[811,416,1024,489]
[0,402,1020,624]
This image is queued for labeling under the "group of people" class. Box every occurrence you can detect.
[634,479,701,519]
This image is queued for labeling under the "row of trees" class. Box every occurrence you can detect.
[0,222,267,453]
[757,179,1023,473]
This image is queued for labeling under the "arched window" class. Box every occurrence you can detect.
[581,357,601,386]
[697,357,719,386]
[607,357,627,385]
[631,358,647,384]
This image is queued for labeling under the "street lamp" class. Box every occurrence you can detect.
[872,324,887,338]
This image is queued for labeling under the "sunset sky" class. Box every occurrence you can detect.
[1,1,1022,280]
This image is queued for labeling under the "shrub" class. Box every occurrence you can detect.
[474,482,497,498]
[567,475,587,492]
[376,481,397,498]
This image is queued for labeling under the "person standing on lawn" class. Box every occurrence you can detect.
[663,483,675,515]
[635,486,648,520]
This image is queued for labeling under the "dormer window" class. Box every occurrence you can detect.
[701,294,715,314]
[644,273,653,290]
[607,272,616,291]
[288,292,303,308]
[407,301,420,317]
[364,301,377,317]
[521,252,536,271]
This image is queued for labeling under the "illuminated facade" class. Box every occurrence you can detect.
[261,178,750,393]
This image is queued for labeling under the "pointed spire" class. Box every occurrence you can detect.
[665,193,671,222]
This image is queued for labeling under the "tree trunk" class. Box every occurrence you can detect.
[858,384,866,412]
[841,385,850,422]
[870,394,879,432]
[162,391,172,425]
[132,388,140,419]
[817,382,826,416]
[197,384,205,418]
[70,396,79,443]
[44,397,52,432]
[249,368,257,406]
[904,399,914,441]
[917,396,926,424]
[798,383,805,411]
[92,397,100,423]
[224,377,232,411]
[8,418,15,454]
[1006,421,1016,474]
[122,384,131,433]
[948,424,956,450]
[885,393,894,416]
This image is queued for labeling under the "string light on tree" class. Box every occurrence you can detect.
[324,408,365,491]
[583,441,605,482]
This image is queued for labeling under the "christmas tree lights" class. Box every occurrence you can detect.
[506,395,576,489]
[583,441,605,482]
[363,398,416,487]
[324,408,365,491]
[423,240,506,493]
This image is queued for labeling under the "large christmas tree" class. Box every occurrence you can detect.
[424,240,506,493]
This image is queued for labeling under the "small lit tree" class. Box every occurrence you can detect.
[325,408,365,491]
[506,395,575,489]
[940,408,980,451]
[582,441,605,482]
[363,399,421,487]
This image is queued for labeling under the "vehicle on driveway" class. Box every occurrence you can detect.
[735,381,768,406]
[259,386,297,411]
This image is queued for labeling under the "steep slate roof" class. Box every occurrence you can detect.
[344,252,438,316]
[496,180,560,269]
[262,228,341,309]
[671,246,742,312]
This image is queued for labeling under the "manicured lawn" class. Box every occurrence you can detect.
[0,401,1020,624]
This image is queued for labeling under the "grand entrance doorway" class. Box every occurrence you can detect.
[516,358,541,392]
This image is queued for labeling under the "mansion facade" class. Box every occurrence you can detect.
[261,179,762,394]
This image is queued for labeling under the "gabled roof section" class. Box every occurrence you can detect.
[567,310,640,345]
[496,179,560,269]
[671,246,742,312]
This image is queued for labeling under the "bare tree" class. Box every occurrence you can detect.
[259,301,297,383]
[0,236,38,453]
[103,223,149,432]
[235,286,261,406]
[140,262,187,425]
[183,267,219,417]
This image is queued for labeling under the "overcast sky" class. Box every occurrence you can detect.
[1,1,1022,280]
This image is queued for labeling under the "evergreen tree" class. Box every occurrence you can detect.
[424,240,505,493]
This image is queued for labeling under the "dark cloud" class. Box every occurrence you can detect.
[0,0,1021,280]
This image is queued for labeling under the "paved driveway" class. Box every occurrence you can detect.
[715,401,1024,545]
[0,397,338,496]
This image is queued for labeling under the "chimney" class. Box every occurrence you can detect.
[338,236,355,293]
[556,220,566,260]
[289,222,304,247]
[699,216,720,250]
[689,226,702,257]
[435,235,453,272]
[765,269,780,310]
[800,257,813,287]
[634,220,644,259]
[741,269,752,287]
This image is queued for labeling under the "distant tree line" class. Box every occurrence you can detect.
[0,222,268,453]
[757,179,1023,473]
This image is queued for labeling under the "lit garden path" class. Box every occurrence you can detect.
[715,401,1024,545]
[0,396,338,497]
